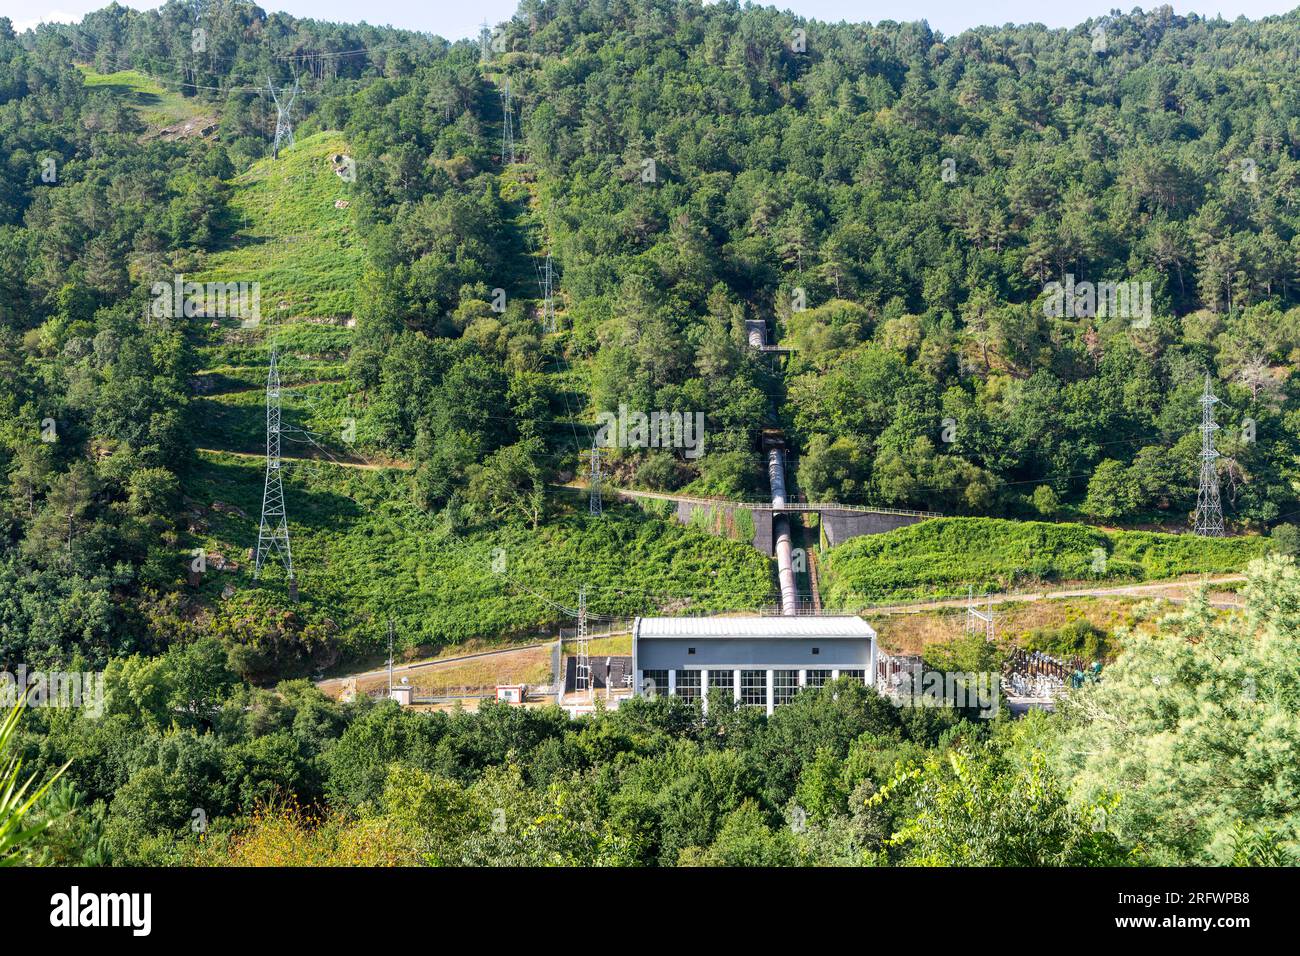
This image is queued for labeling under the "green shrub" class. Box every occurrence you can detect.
[732,507,756,543]
[1023,619,1110,661]
[1270,523,1300,557]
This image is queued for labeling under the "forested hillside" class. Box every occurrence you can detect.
[3,1,1300,869]
[5,1,1300,665]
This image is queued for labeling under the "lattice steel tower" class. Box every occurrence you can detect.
[575,585,591,694]
[268,76,299,159]
[964,586,994,641]
[254,346,296,597]
[1194,374,1225,536]
[542,252,556,332]
[500,78,515,164]
[589,441,602,517]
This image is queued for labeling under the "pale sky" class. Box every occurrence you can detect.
[2,0,1297,41]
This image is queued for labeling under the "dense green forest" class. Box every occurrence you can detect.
[3,0,1300,867]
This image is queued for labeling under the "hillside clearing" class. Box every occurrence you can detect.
[79,65,213,131]
[195,130,364,317]
[185,452,773,658]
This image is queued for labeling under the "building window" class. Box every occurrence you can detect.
[740,670,767,707]
[773,670,799,707]
[642,670,668,698]
[674,669,701,701]
[708,670,735,694]
[805,669,832,689]
[812,647,820,655]
[839,669,866,685]
[687,647,696,655]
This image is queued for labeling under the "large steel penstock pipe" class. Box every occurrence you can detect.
[768,449,798,615]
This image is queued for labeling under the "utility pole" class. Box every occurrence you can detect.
[589,441,602,517]
[268,75,299,159]
[254,346,296,599]
[1195,373,1225,536]
[387,618,394,694]
[478,19,492,63]
[575,585,591,695]
[542,252,555,332]
[500,78,515,164]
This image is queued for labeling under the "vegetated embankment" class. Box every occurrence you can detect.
[820,516,1270,606]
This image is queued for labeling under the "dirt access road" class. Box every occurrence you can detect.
[859,576,1246,616]
[196,446,411,471]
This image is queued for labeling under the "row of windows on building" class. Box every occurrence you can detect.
[641,668,867,707]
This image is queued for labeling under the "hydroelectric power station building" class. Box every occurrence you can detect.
[632,616,877,715]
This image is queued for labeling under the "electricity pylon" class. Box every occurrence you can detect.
[589,441,602,517]
[964,586,994,641]
[1194,374,1225,536]
[254,346,296,598]
[542,252,555,332]
[500,78,515,164]
[269,75,299,159]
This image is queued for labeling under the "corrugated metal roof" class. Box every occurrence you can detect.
[635,616,875,639]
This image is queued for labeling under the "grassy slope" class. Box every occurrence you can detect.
[188,136,364,457]
[191,317,360,463]
[187,451,773,654]
[178,126,772,662]
[820,516,1270,605]
[196,130,364,318]
[79,66,211,128]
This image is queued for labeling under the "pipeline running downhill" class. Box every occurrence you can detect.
[768,447,798,616]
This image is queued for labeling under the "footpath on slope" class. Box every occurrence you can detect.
[857,575,1246,615]
[195,447,411,471]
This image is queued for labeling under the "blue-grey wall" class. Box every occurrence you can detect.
[636,637,870,670]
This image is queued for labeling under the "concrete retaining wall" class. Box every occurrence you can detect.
[820,509,927,548]
[662,498,926,554]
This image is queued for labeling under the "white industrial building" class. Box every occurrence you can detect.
[632,615,877,715]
